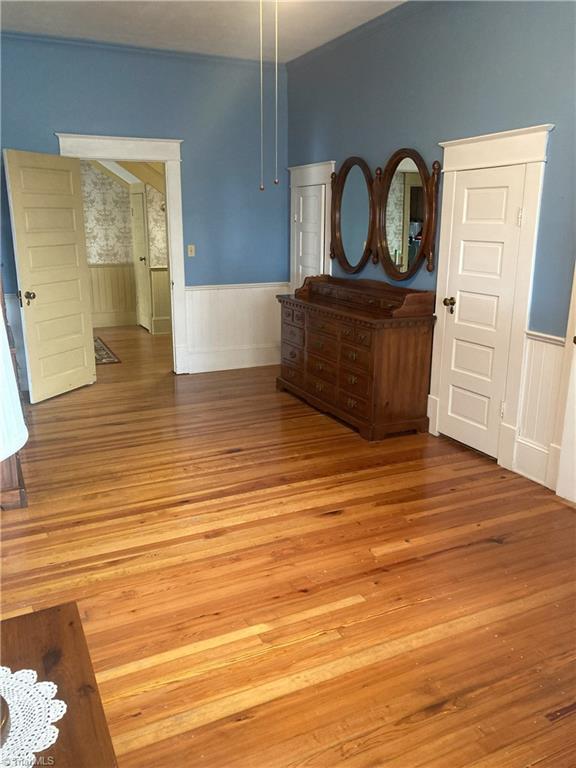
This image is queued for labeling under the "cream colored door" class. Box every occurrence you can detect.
[4,149,96,404]
[291,184,326,289]
[130,190,151,331]
[437,164,526,457]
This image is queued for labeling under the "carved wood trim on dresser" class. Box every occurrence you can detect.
[277,275,435,440]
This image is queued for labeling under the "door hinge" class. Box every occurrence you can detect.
[17,290,22,307]
[516,208,523,227]
[500,400,505,419]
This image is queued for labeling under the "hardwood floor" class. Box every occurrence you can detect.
[2,325,575,767]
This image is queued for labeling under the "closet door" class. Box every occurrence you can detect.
[436,164,526,457]
[290,162,335,291]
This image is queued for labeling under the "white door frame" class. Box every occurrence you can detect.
[554,263,576,501]
[428,124,554,470]
[289,161,335,290]
[56,132,186,373]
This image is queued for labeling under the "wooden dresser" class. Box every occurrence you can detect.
[276,276,435,440]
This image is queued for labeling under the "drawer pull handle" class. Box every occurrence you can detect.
[316,362,324,371]
[358,334,367,343]
[290,350,296,359]
[348,375,358,385]
[348,351,357,362]
[287,369,294,378]
[347,398,358,409]
[315,383,324,393]
[314,341,324,350]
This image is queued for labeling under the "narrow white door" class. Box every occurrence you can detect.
[130,191,152,331]
[437,164,526,456]
[291,184,326,289]
[4,149,96,404]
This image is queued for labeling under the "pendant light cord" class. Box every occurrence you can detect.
[259,0,265,191]
[274,0,279,185]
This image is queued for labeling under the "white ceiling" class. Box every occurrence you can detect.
[0,1,402,63]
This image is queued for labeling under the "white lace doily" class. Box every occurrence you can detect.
[0,666,67,768]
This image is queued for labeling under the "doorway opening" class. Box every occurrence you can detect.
[80,159,173,373]
[4,134,184,404]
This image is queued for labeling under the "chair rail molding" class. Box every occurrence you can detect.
[429,124,559,491]
[56,132,186,373]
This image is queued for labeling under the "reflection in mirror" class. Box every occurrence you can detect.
[385,158,424,273]
[340,166,370,268]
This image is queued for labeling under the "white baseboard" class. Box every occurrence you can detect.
[497,422,516,471]
[427,395,439,436]
[181,282,289,375]
[186,343,281,374]
[514,437,555,488]
[511,332,565,489]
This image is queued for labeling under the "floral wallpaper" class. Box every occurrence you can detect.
[145,185,168,268]
[385,171,404,262]
[80,161,132,264]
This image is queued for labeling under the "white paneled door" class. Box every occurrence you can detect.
[4,149,96,403]
[437,164,526,456]
[130,190,152,331]
[292,184,326,288]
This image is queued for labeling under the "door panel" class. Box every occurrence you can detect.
[4,149,96,404]
[130,191,152,331]
[292,184,325,288]
[438,165,526,456]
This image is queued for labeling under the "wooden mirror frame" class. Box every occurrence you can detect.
[375,148,441,280]
[330,157,376,274]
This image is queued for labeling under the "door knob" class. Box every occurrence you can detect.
[24,290,36,305]
[139,257,146,262]
[442,296,456,314]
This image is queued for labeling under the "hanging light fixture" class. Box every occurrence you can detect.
[259,0,280,190]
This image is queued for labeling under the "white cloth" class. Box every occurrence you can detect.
[0,667,67,768]
[0,309,27,462]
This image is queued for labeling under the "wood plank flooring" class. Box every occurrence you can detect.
[2,325,575,767]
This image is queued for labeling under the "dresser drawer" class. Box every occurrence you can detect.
[340,367,371,398]
[308,332,338,361]
[338,391,371,420]
[282,342,304,368]
[341,344,371,372]
[340,325,355,343]
[308,315,339,338]
[283,323,305,348]
[293,307,306,327]
[281,365,305,388]
[307,354,338,384]
[306,374,337,403]
[354,328,373,348]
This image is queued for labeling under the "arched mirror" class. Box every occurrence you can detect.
[330,157,375,273]
[376,149,440,280]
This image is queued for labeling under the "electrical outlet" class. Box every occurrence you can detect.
[187,244,196,258]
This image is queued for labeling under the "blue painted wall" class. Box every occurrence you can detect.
[1,34,289,293]
[287,1,576,337]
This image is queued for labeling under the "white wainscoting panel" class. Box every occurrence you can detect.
[89,264,137,327]
[184,282,289,373]
[513,331,565,488]
[151,268,171,335]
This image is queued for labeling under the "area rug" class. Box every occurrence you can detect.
[94,337,121,365]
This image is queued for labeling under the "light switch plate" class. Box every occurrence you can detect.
[187,244,196,258]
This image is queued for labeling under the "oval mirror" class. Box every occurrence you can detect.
[377,149,439,280]
[330,157,374,273]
